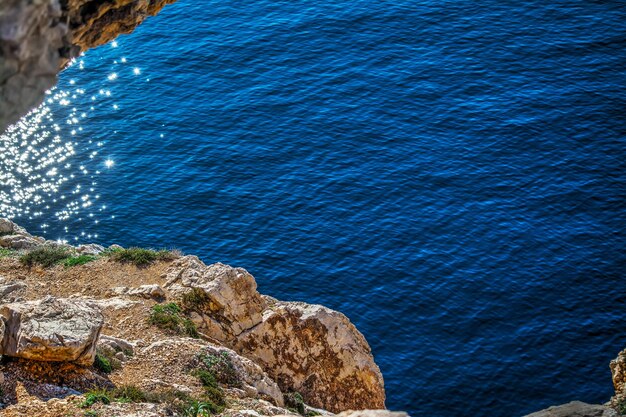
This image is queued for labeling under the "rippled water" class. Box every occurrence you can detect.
[2,1,626,416]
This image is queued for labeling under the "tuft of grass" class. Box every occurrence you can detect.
[83,411,99,417]
[149,303,199,338]
[93,353,113,374]
[111,385,148,403]
[285,392,306,416]
[19,245,71,267]
[105,247,177,267]
[199,351,240,388]
[0,248,15,258]
[181,288,212,313]
[64,254,97,267]
[81,389,111,408]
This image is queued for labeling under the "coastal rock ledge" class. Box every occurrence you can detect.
[0,218,395,417]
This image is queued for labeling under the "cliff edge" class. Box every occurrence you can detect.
[0,218,395,417]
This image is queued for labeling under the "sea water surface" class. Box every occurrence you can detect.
[2,1,626,416]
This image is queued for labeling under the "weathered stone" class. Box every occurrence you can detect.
[99,334,135,355]
[235,301,385,413]
[164,257,266,340]
[0,0,177,132]
[139,338,284,406]
[0,280,26,301]
[0,219,28,235]
[128,284,166,299]
[0,234,43,250]
[200,344,285,407]
[77,244,105,255]
[0,297,104,365]
[523,401,617,417]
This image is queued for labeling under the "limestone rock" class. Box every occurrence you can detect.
[0,279,26,302]
[0,0,177,132]
[0,219,43,250]
[200,344,285,407]
[0,0,67,131]
[235,301,385,413]
[99,334,135,355]
[111,284,165,299]
[0,297,104,365]
[0,219,28,235]
[523,401,617,417]
[77,243,105,255]
[164,256,266,340]
[137,338,284,406]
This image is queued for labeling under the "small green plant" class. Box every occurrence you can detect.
[199,351,240,387]
[618,398,626,415]
[183,400,220,417]
[19,245,71,267]
[0,248,14,258]
[93,353,113,374]
[192,369,225,407]
[285,392,306,415]
[181,288,212,313]
[105,247,177,267]
[83,411,99,417]
[111,385,148,403]
[64,254,97,267]
[149,303,199,338]
[81,389,111,408]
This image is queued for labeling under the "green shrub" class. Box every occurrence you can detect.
[64,254,97,267]
[199,351,240,387]
[105,247,177,267]
[0,248,14,258]
[149,303,199,338]
[93,353,112,374]
[81,389,111,408]
[111,385,148,403]
[19,245,71,267]
[193,369,225,407]
[285,392,306,415]
[181,288,212,313]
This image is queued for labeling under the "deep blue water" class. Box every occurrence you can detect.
[2,1,626,416]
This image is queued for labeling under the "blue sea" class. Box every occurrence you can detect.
[1,1,625,415]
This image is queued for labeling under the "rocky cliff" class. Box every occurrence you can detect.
[520,347,626,416]
[0,218,395,417]
[0,0,177,132]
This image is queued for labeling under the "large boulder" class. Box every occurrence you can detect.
[523,402,617,417]
[164,256,266,341]
[0,297,104,366]
[235,301,386,413]
[164,257,386,412]
[0,218,43,249]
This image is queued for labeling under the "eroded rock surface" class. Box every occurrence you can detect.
[0,296,103,365]
[0,220,395,416]
[165,256,266,341]
[164,257,385,413]
[0,0,177,132]
[235,301,386,413]
[523,401,617,417]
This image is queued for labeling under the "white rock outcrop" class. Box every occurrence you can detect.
[0,297,104,366]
